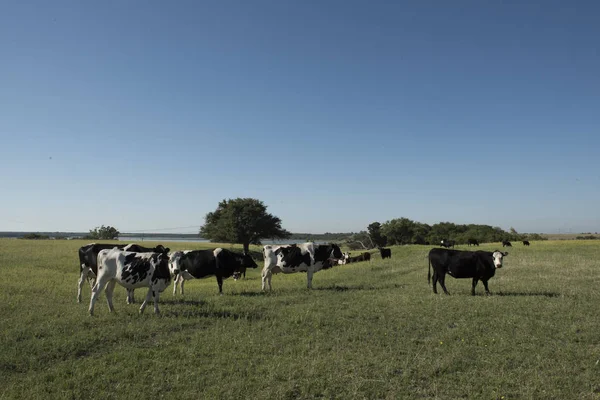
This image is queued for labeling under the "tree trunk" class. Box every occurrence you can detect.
[243,242,250,254]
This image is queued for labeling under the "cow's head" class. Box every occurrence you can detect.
[168,251,184,276]
[492,250,508,268]
[328,244,343,260]
[241,252,258,269]
[154,245,170,254]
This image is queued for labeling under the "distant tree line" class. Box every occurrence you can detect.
[343,219,548,249]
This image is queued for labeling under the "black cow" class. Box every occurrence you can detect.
[440,239,455,248]
[522,240,530,246]
[77,243,126,303]
[124,243,170,253]
[467,238,479,246]
[502,240,512,247]
[170,248,258,296]
[428,248,508,295]
[379,248,392,259]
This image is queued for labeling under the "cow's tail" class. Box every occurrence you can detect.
[427,256,431,285]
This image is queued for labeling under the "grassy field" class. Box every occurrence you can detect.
[1,239,600,399]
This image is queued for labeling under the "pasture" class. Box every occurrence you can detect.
[1,239,600,399]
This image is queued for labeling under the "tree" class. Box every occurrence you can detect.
[87,225,120,240]
[367,222,387,247]
[200,198,291,253]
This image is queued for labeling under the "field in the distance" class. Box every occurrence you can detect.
[1,239,600,399]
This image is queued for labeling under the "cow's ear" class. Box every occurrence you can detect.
[503,252,509,256]
[165,248,170,253]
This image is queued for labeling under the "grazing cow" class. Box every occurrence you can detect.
[428,248,508,295]
[379,248,392,259]
[77,243,126,303]
[502,240,512,247]
[522,240,530,246]
[467,238,480,246]
[440,239,455,249]
[89,248,174,315]
[347,252,371,263]
[170,249,258,296]
[261,243,343,290]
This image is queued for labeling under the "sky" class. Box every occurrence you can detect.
[1,0,599,235]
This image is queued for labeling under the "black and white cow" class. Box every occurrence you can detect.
[467,238,480,246]
[88,248,174,315]
[77,243,126,303]
[261,243,343,290]
[379,247,392,259]
[502,240,512,247]
[522,240,530,246]
[169,249,258,296]
[428,248,508,295]
[440,239,455,248]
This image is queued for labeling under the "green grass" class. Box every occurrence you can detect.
[1,239,600,399]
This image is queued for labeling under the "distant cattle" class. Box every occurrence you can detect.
[77,243,126,303]
[170,249,258,296]
[440,239,455,248]
[89,248,174,315]
[502,240,512,247]
[341,252,371,264]
[379,248,392,259]
[522,240,530,246]
[467,238,480,246]
[428,248,508,295]
[262,243,343,290]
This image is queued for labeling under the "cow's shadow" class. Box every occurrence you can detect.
[163,298,264,320]
[493,291,561,298]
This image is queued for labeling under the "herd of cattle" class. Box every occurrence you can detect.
[77,239,523,315]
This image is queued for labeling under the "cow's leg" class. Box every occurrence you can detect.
[180,277,186,295]
[261,268,272,291]
[432,271,439,294]
[471,278,479,296]
[216,275,224,295]
[307,268,314,289]
[172,274,180,296]
[482,280,491,295]
[139,287,153,314]
[438,274,450,295]
[105,280,117,312]
[89,277,108,316]
[77,266,89,303]
[126,289,135,304]
[152,289,161,314]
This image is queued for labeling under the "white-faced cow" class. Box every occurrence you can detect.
[428,248,508,296]
[88,248,174,315]
[379,247,392,259]
[261,242,343,290]
[169,249,258,296]
[440,239,455,248]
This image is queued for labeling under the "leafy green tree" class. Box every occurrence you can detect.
[88,225,120,240]
[367,222,387,247]
[200,198,291,253]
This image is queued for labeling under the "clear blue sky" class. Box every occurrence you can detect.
[1,1,599,234]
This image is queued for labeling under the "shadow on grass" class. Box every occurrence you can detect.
[494,291,561,298]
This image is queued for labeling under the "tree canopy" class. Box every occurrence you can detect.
[87,225,120,240]
[200,198,291,253]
